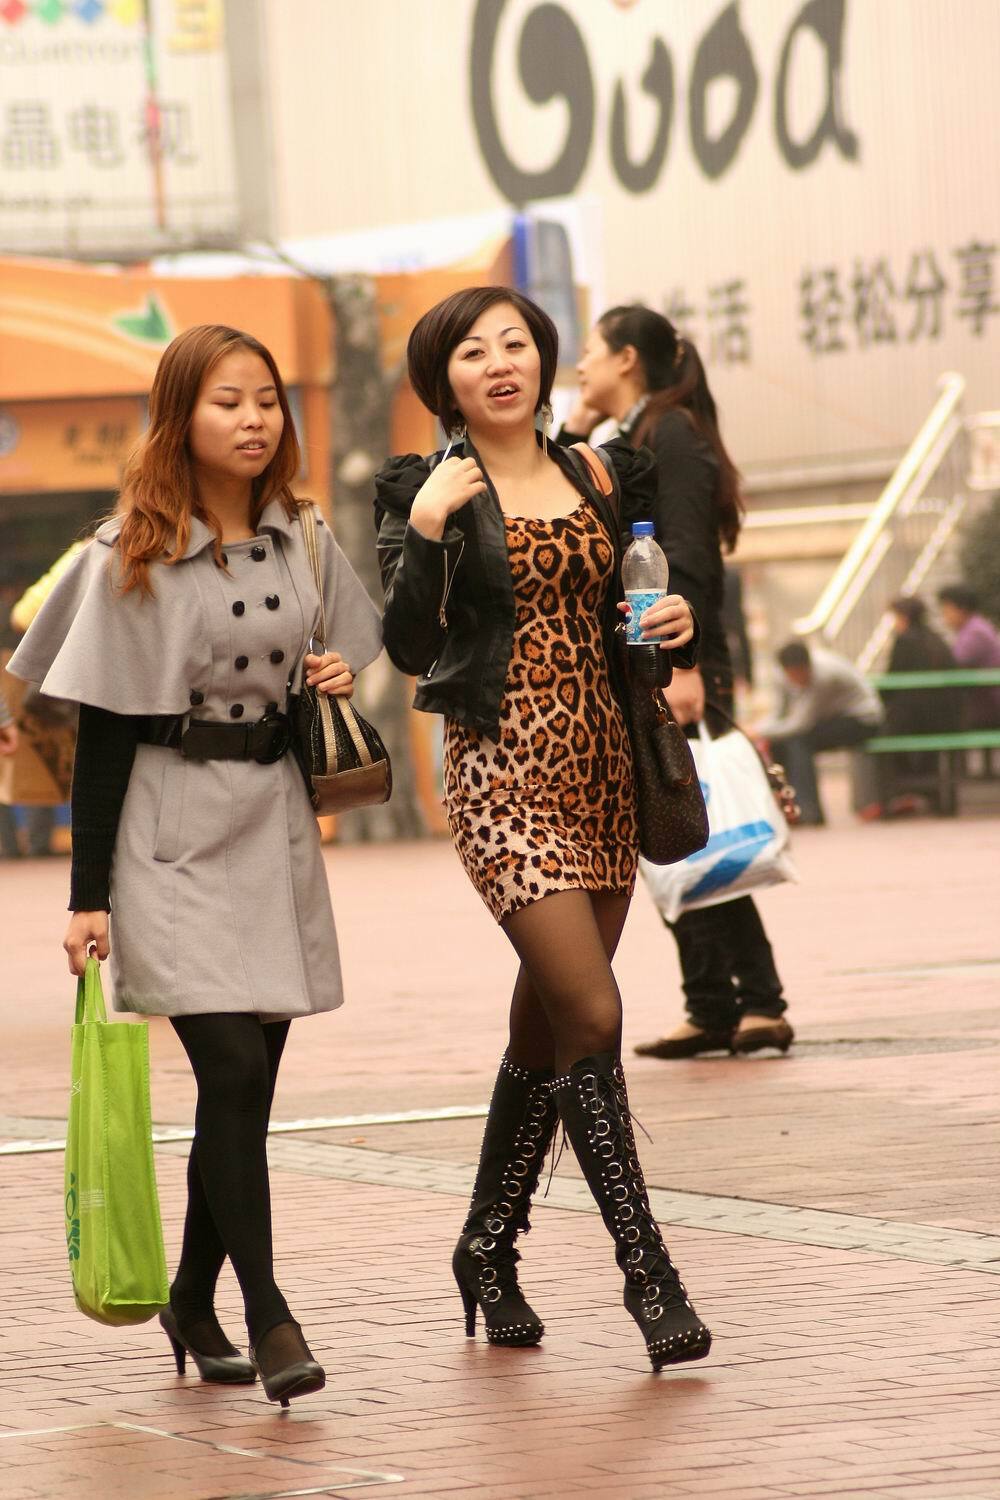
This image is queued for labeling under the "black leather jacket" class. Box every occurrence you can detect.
[373,435,698,741]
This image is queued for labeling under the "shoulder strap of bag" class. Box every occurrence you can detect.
[300,504,374,771]
[571,441,617,508]
[301,503,327,648]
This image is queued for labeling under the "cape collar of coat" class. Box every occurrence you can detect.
[93,498,300,559]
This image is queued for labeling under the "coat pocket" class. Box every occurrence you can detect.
[152,751,186,863]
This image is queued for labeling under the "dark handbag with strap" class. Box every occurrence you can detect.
[570,442,709,866]
[293,505,392,815]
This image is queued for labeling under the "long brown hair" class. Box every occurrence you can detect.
[598,305,745,553]
[116,324,301,595]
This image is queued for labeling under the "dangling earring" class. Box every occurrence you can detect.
[441,420,467,462]
[540,403,553,457]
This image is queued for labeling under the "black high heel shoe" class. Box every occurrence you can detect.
[159,1304,256,1384]
[251,1321,326,1408]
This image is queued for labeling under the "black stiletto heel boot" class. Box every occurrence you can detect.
[458,1282,478,1337]
[159,1304,257,1384]
[553,1053,712,1371]
[452,1053,558,1347]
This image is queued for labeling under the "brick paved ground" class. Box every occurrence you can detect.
[3,775,1000,1499]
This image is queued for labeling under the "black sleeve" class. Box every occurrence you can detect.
[69,706,141,912]
[722,568,754,684]
[376,509,466,678]
[647,413,721,628]
[373,453,468,678]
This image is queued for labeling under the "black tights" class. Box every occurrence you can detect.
[170,1014,291,1347]
[502,890,631,1074]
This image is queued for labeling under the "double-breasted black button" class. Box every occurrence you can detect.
[189,689,204,707]
[265,594,280,610]
[235,655,249,671]
[232,600,245,617]
[230,704,244,719]
[250,544,266,561]
[269,649,285,665]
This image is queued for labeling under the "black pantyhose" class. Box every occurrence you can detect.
[502,891,631,1074]
[169,1014,291,1349]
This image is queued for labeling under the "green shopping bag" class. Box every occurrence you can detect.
[64,957,169,1325]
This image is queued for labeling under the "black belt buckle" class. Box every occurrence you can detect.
[250,711,291,764]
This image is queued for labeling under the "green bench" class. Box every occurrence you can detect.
[862,669,1000,814]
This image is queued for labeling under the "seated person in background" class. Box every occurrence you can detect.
[937,585,1000,729]
[756,641,884,826]
[861,596,961,820]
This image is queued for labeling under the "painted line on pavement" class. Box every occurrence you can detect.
[0,1421,404,1491]
[10,1108,1000,1278]
[838,957,1000,978]
[0,1103,490,1157]
[196,1134,1000,1279]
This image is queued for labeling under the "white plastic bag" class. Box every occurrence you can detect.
[640,724,798,923]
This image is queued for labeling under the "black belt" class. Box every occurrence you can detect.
[139,712,292,764]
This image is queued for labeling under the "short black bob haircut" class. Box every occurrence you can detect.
[406,286,559,435]
[777,641,811,671]
[889,595,928,626]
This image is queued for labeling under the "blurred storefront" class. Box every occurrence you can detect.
[0,255,332,587]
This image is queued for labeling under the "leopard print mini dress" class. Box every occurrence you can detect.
[443,492,638,923]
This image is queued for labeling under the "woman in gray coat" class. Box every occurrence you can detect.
[9,325,382,1406]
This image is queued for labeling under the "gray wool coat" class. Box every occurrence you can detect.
[8,500,383,1022]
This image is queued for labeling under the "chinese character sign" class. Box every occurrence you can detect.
[0,0,238,256]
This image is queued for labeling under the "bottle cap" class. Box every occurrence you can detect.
[631,521,654,537]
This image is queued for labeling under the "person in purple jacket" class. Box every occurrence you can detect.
[937,586,1000,728]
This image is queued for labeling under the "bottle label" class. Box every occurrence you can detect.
[623,589,666,645]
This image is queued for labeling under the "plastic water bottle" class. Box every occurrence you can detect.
[622,521,673,688]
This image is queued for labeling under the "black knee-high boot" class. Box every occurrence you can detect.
[553,1052,711,1370]
[453,1053,558,1346]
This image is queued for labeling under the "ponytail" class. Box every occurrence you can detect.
[598,305,745,553]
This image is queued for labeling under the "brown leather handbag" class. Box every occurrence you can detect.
[294,505,392,815]
[571,443,709,866]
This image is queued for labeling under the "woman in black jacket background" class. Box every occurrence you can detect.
[565,304,793,1059]
[865,595,960,818]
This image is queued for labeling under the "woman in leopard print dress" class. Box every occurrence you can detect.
[374,287,712,1371]
[443,500,636,921]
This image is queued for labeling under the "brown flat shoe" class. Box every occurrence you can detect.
[634,1030,733,1060]
[730,1019,794,1055]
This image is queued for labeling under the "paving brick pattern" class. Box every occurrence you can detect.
[3,791,1000,1498]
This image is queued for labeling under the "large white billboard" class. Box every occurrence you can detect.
[264,0,1000,476]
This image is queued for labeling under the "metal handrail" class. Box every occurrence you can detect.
[793,371,966,637]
